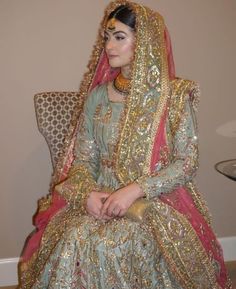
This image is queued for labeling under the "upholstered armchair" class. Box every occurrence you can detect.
[34,91,80,168]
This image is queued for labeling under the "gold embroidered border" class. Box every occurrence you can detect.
[146,201,222,289]
[187,181,213,227]
[169,78,199,137]
[18,207,81,288]
[143,14,170,175]
[55,164,98,210]
[113,4,171,184]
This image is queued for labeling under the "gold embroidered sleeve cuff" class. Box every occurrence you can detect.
[135,177,153,200]
[55,165,98,212]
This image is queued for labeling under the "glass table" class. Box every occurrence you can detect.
[215,159,236,181]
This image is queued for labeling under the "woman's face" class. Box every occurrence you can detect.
[104,19,135,70]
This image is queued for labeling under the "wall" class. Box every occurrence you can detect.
[0,0,235,259]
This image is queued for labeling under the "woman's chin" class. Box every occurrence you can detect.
[108,59,122,68]
[109,63,120,69]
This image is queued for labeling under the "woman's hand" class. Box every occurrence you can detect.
[86,191,111,220]
[101,183,144,218]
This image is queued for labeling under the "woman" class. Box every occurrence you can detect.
[18,1,233,288]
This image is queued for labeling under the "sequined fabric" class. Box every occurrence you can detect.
[32,215,183,289]
[30,86,186,289]
[19,85,231,288]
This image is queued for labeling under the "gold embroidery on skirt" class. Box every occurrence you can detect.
[145,201,222,289]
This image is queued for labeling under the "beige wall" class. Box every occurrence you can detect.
[0,0,235,259]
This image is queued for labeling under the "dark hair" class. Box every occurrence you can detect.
[108,5,136,30]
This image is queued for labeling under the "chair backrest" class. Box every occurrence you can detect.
[34,91,80,168]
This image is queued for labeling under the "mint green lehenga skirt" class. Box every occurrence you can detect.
[32,207,183,289]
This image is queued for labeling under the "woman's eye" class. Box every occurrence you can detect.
[104,36,109,42]
[116,36,125,41]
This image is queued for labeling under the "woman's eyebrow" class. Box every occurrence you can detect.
[104,30,127,36]
[113,31,127,36]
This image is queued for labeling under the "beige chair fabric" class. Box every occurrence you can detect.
[34,91,80,168]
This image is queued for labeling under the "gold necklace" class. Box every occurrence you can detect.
[113,73,131,96]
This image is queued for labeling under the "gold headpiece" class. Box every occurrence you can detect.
[106,4,129,31]
[106,18,116,31]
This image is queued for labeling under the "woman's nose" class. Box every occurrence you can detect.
[106,39,115,51]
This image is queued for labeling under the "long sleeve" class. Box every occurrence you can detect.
[136,97,198,199]
[55,89,100,209]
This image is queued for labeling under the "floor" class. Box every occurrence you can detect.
[227,261,236,287]
[1,261,236,288]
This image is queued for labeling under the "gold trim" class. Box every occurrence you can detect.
[38,194,52,213]
[114,4,171,184]
[187,181,213,227]
[169,78,198,137]
[18,207,80,288]
[146,201,222,289]
[144,14,170,174]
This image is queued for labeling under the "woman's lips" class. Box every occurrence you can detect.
[108,55,118,58]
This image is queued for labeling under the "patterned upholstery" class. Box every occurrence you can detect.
[34,91,81,168]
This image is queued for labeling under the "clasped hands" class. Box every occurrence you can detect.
[86,183,144,220]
